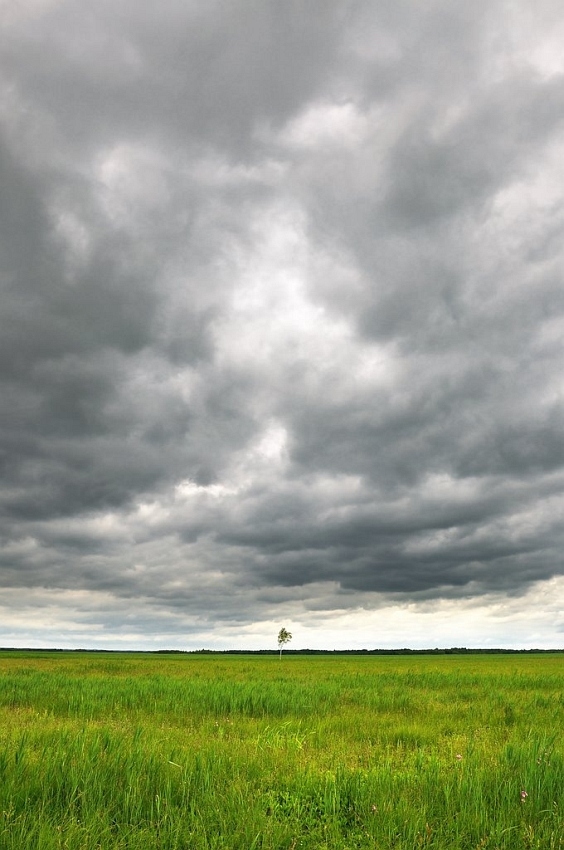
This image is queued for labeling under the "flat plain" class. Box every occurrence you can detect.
[0,651,563,849]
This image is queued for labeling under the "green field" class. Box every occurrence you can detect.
[0,652,563,849]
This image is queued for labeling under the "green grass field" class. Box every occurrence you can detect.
[0,651,563,849]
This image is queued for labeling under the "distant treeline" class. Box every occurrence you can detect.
[0,647,562,655]
[177,647,564,655]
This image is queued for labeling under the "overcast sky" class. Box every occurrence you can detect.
[1,0,564,650]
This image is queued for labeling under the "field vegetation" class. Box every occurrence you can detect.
[0,651,563,848]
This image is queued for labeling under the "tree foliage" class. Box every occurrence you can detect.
[277,627,292,658]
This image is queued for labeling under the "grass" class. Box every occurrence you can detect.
[0,652,563,848]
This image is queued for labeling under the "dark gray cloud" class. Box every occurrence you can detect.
[1,0,564,648]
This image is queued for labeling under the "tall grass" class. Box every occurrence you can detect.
[0,652,563,848]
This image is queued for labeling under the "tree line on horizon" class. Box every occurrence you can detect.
[1,647,562,655]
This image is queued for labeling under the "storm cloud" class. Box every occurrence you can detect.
[1,0,564,648]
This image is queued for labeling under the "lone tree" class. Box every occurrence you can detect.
[277,627,292,659]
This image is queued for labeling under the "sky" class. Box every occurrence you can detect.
[1,0,564,651]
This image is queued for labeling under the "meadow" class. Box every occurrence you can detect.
[0,651,563,849]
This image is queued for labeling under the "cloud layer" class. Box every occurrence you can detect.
[1,0,564,648]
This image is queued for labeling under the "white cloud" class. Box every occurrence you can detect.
[2,578,564,651]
